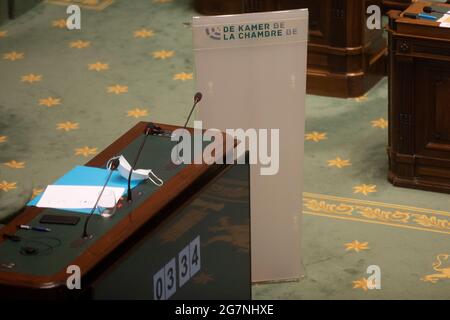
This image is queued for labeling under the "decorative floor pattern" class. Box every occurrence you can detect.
[304,192,450,236]
[46,0,114,11]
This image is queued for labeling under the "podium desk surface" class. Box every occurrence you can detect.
[0,122,232,292]
[392,1,450,40]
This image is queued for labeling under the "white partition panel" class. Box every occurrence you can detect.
[193,9,308,283]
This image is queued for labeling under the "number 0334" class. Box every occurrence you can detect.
[153,235,201,300]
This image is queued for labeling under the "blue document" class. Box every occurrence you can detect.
[28,165,141,214]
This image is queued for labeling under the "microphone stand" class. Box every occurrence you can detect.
[81,158,120,239]
[71,158,120,248]
[172,92,203,166]
[127,123,157,202]
[183,92,203,130]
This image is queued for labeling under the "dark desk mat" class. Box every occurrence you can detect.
[0,134,194,276]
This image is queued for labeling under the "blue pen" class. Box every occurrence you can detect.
[418,13,438,21]
[18,225,51,232]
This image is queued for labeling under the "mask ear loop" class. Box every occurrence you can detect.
[148,170,163,187]
[106,156,121,171]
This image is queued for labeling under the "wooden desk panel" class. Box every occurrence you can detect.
[387,2,450,193]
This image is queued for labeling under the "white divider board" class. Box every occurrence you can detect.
[193,9,308,283]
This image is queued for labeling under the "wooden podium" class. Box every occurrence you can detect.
[0,123,251,299]
[194,0,388,98]
[387,2,450,194]
[382,0,415,12]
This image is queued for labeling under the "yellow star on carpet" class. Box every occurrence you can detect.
[0,181,17,192]
[107,84,128,94]
[88,62,109,71]
[75,146,97,157]
[152,50,175,59]
[69,40,91,49]
[4,160,25,169]
[3,51,24,61]
[127,108,148,118]
[0,136,7,143]
[371,118,388,129]
[39,97,61,107]
[32,188,44,197]
[353,184,377,196]
[305,131,327,142]
[173,72,193,81]
[327,157,351,169]
[345,240,369,253]
[192,272,215,285]
[57,121,79,132]
[21,74,42,84]
[0,30,7,38]
[52,19,66,28]
[134,28,154,38]
[352,278,369,291]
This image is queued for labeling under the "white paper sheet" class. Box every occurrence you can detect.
[439,14,450,28]
[36,185,125,209]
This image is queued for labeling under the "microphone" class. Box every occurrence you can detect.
[423,6,449,15]
[81,157,120,240]
[183,92,203,129]
[126,123,158,202]
[169,92,203,168]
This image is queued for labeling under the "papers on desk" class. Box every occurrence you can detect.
[36,185,125,209]
[439,14,450,28]
[28,165,142,214]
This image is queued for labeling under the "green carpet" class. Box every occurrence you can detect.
[1,0,450,299]
[0,0,196,220]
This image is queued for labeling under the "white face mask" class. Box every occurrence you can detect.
[116,155,163,186]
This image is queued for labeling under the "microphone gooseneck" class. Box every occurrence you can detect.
[126,123,156,202]
[82,158,120,239]
[172,92,203,165]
